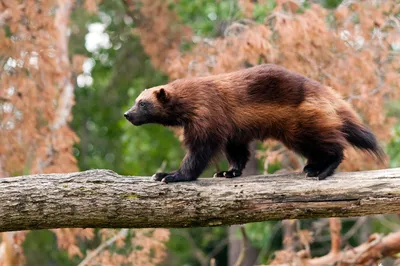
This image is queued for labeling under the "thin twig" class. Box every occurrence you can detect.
[206,238,229,262]
[234,225,249,266]
[78,229,129,266]
[155,160,167,173]
[375,215,400,231]
[314,217,367,243]
[342,217,367,241]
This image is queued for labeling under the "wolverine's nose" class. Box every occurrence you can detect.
[124,112,129,119]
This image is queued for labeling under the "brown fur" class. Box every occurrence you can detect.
[125,64,385,182]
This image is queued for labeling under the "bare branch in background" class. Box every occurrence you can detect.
[342,216,368,241]
[329,218,342,254]
[375,215,400,231]
[270,219,400,265]
[78,229,129,266]
[207,238,229,263]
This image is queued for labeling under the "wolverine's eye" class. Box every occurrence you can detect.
[139,101,146,108]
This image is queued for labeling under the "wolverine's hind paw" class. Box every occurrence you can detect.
[303,164,320,178]
[303,164,336,180]
[213,170,242,178]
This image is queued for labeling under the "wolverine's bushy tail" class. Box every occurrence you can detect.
[342,118,386,163]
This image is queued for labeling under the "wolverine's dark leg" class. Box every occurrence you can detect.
[304,148,344,180]
[214,141,250,178]
[316,150,344,180]
[156,142,219,183]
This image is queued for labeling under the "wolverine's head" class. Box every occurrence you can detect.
[124,85,176,126]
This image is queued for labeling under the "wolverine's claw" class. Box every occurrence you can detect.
[213,170,242,178]
[152,174,160,181]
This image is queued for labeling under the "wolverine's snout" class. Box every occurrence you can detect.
[124,110,141,125]
[124,108,149,126]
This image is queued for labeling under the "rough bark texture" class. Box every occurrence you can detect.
[1,168,400,232]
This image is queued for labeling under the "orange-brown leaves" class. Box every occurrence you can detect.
[84,0,99,14]
[82,229,170,266]
[136,0,400,172]
[0,0,78,177]
[132,0,192,72]
[52,228,95,257]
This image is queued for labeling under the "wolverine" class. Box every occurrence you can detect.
[124,64,385,183]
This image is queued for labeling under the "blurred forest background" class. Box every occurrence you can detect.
[1,0,400,265]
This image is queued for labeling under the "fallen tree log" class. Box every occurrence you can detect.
[1,168,400,232]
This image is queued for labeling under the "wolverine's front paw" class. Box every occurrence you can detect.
[153,171,190,183]
[152,172,174,181]
[213,170,242,178]
[159,172,189,183]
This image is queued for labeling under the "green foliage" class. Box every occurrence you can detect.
[243,222,275,249]
[386,100,400,167]
[70,2,184,176]
[317,0,343,9]
[166,227,227,266]
[388,124,400,167]
[23,230,76,266]
[175,0,242,36]
[253,1,277,23]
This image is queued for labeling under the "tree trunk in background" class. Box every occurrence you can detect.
[0,232,18,266]
[282,220,297,252]
[52,0,74,132]
[228,141,259,266]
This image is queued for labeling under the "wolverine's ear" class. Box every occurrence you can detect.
[155,88,169,103]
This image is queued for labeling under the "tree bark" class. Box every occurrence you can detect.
[0,168,400,232]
